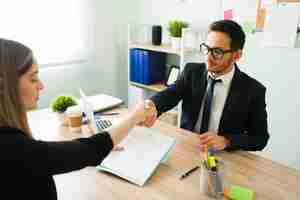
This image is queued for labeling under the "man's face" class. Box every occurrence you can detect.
[204,31,242,75]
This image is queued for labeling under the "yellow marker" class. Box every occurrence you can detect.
[208,156,217,171]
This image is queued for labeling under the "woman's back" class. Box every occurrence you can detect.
[0,127,57,200]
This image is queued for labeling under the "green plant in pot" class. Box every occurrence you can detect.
[51,95,78,125]
[168,20,189,49]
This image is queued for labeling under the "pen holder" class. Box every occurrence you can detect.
[199,160,226,199]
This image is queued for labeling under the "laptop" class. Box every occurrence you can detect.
[79,89,123,132]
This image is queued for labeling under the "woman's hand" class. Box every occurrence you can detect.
[134,100,158,127]
[130,100,156,125]
[108,101,158,146]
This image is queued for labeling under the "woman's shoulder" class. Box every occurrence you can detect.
[0,126,27,145]
[0,126,25,135]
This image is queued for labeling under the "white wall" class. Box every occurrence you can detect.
[242,34,300,170]
[135,0,300,170]
[135,0,221,29]
[38,0,139,107]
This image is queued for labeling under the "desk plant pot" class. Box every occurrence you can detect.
[171,37,181,49]
[168,20,189,49]
[51,95,77,126]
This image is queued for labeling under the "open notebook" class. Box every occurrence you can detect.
[97,126,176,186]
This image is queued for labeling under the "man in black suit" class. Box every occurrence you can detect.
[143,20,269,152]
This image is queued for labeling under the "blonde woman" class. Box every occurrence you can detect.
[0,39,150,200]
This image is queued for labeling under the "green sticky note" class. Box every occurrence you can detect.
[229,185,254,200]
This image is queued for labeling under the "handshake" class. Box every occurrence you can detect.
[131,99,229,152]
[131,99,158,127]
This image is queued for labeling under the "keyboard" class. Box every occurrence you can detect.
[96,119,112,131]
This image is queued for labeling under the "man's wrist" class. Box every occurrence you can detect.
[221,136,230,148]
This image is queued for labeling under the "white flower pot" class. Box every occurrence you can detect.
[171,37,181,49]
[57,112,68,126]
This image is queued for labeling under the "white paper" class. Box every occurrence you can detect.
[167,68,180,85]
[97,126,176,186]
[262,5,299,48]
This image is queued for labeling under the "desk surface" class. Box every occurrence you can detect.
[28,108,300,200]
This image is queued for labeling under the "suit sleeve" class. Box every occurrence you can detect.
[2,131,113,176]
[150,64,191,116]
[225,87,270,151]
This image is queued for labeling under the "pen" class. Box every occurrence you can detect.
[94,112,120,116]
[180,166,200,180]
[203,145,209,169]
[113,146,125,151]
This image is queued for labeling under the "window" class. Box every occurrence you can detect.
[0,0,94,66]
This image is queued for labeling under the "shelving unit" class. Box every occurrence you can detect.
[128,42,194,56]
[129,81,167,92]
[127,24,204,126]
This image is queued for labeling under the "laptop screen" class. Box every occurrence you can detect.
[79,88,98,133]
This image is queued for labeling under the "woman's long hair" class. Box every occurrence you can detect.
[0,39,34,137]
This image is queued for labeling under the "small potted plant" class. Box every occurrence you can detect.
[51,95,78,125]
[168,20,189,49]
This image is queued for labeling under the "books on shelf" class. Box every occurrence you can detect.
[130,49,166,85]
[97,126,176,186]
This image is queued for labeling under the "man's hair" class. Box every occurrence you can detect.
[209,20,246,50]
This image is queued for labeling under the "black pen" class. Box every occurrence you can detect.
[94,112,120,116]
[180,166,200,180]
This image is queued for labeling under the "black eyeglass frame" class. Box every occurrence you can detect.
[200,43,237,60]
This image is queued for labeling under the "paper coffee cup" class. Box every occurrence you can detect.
[66,106,83,133]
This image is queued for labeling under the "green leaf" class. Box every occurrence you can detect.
[168,20,189,37]
[51,95,77,113]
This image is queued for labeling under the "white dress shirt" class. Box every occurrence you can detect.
[194,66,235,133]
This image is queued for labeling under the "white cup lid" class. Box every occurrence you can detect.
[66,105,82,116]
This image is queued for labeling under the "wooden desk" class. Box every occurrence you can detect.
[28,109,300,200]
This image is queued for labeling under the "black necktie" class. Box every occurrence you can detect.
[200,77,222,133]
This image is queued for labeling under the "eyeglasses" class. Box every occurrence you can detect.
[200,43,236,60]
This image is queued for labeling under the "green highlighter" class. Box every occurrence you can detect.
[224,185,254,200]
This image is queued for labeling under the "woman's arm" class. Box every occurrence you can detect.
[108,102,147,146]
[0,102,149,176]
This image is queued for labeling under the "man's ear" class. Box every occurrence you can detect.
[233,50,243,62]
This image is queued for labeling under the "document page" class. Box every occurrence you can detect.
[97,126,176,186]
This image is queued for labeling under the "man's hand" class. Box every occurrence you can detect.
[138,99,158,127]
[199,131,230,151]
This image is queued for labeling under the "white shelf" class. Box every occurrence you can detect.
[128,24,203,127]
[129,81,167,92]
[129,42,194,56]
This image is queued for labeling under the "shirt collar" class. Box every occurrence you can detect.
[207,64,235,86]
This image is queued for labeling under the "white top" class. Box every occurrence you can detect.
[66,105,82,116]
[194,66,235,133]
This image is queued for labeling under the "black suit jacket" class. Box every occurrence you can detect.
[151,63,269,151]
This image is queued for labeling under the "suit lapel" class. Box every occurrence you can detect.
[189,67,208,130]
[219,65,244,132]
